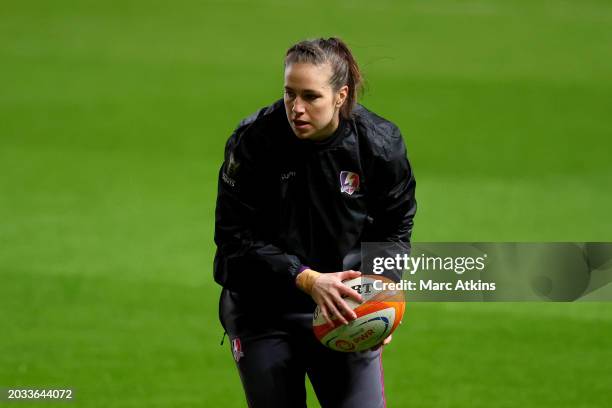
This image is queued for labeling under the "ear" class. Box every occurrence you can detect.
[336,85,349,107]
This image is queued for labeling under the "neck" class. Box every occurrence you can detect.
[312,115,340,142]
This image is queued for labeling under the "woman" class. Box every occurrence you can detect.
[214,37,416,408]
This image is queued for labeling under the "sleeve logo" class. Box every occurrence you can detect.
[222,152,240,187]
[231,337,244,362]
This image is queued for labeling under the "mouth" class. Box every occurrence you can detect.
[293,119,310,130]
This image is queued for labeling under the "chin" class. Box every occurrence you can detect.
[292,127,314,139]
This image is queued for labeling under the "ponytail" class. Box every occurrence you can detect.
[285,37,363,119]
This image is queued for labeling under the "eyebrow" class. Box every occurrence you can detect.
[284,86,321,94]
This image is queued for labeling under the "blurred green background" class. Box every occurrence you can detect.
[1,0,611,406]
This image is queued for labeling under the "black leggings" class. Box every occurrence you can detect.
[230,331,386,408]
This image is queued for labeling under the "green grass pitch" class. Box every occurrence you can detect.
[1,0,611,406]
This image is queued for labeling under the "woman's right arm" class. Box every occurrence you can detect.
[213,126,303,293]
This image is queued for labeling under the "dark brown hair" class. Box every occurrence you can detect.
[285,37,363,119]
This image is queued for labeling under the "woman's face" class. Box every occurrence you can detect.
[284,62,348,141]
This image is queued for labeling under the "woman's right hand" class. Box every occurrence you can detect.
[297,269,363,326]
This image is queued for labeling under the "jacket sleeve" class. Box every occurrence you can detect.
[364,125,417,282]
[213,126,302,293]
[368,125,417,243]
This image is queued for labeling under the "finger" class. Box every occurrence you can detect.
[339,270,361,280]
[325,298,348,325]
[338,284,363,304]
[332,293,357,320]
[319,304,334,327]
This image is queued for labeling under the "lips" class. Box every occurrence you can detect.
[293,120,310,131]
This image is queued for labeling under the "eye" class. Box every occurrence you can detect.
[284,90,295,99]
[305,94,319,101]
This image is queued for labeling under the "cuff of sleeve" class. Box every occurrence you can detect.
[287,257,303,280]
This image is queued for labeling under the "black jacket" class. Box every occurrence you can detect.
[214,99,416,335]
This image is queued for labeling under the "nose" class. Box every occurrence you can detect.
[292,98,306,115]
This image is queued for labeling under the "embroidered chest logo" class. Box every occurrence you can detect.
[231,338,244,362]
[340,171,360,195]
[280,171,296,181]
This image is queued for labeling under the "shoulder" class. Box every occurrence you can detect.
[224,99,288,159]
[350,104,406,161]
[350,106,414,189]
[232,99,286,141]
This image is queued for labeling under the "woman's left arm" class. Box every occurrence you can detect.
[366,125,416,351]
[367,125,417,247]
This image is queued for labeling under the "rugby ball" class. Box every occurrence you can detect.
[313,275,405,352]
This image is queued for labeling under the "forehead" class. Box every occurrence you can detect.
[284,62,333,91]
